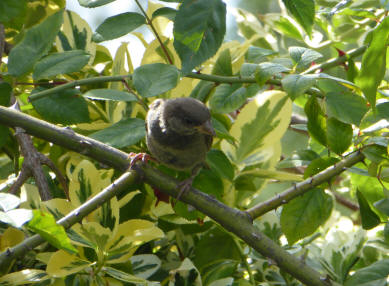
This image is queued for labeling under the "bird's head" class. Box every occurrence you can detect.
[162,98,215,136]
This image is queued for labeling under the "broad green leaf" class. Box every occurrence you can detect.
[193,169,224,200]
[0,209,33,228]
[356,190,381,230]
[152,7,177,21]
[315,73,357,88]
[339,8,377,19]
[362,145,388,164]
[209,84,247,114]
[274,16,303,40]
[103,266,149,283]
[245,46,277,64]
[206,149,234,181]
[56,11,96,65]
[33,50,90,80]
[289,47,322,70]
[282,74,316,100]
[173,0,226,74]
[130,254,162,279]
[83,89,137,102]
[374,198,389,216]
[78,0,115,8]
[345,259,389,286]
[222,91,292,166]
[326,92,368,126]
[327,117,353,155]
[8,10,64,76]
[304,96,327,146]
[236,169,303,181]
[209,278,234,286]
[90,118,145,148]
[46,250,91,277]
[282,0,315,36]
[0,269,49,285]
[32,89,90,124]
[255,62,290,86]
[28,210,78,253]
[356,17,389,108]
[0,82,12,107]
[212,49,233,76]
[0,0,27,23]
[190,80,215,102]
[304,157,339,178]
[93,12,146,43]
[133,63,180,97]
[0,193,21,212]
[280,189,333,245]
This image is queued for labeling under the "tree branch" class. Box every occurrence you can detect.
[246,151,365,218]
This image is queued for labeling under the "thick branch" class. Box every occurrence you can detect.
[247,151,365,218]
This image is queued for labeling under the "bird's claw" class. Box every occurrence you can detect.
[128,152,151,168]
[176,177,194,201]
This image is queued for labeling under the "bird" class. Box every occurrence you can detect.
[145,97,215,199]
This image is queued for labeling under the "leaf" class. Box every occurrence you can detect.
[304,96,327,146]
[326,92,368,126]
[374,198,389,216]
[89,118,145,148]
[0,227,25,252]
[212,49,233,76]
[0,0,27,23]
[0,209,33,228]
[8,10,64,76]
[206,149,235,181]
[280,189,333,245]
[289,46,322,70]
[28,210,78,253]
[78,0,115,8]
[173,0,226,74]
[190,80,215,102]
[193,169,224,200]
[92,12,146,42]
[245,46,277,64]
[130,254,161,279]
[133,63,180,98]
[0,82,12,107]
[274,16,303,40]
[282,74,316,99]
[83,89,137,102]
[254,62,290,86]
[209,84,247,114]
[356,17,389,108]
[282,0,315,36]
[356,190,381,230]
[237,169,303,181]
[327,117,353,155]
[0,269,49,285]
[32,88,90,124]
[46,250,91,277]
[152,7,177,21]
[103,267,149,283]
[345,259,389,286]
[304,157,339,178]
[0,193,20,212]
[33,50,90,80]
[362,145,388,164]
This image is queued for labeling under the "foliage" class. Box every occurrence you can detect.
[0,0,389,285]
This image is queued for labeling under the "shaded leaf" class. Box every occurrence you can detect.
[289,46,322,70]
[0,82,12,107]
[327,117,353,154]
[209,84,247,114]
[79,0,115,8]
[356,190,381,230]
[152,7,177,21]
[212,49,233,76]
[130,254,161,279]
[206,149,234,181]
[345,259,389,286]
[83,89,137,102]
[0,0,27,23]
[282,0,315,36]
[255,62,290,86]
[304,96,327,146]
[282,74,316,100]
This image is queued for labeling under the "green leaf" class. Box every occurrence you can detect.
[245,46,277,64]
[304,157,339,178]
[212,49,233,76]
[28,210,77,253]
[8,10,64,76]
[206,149,234,181]
[78,0,115,8]
[356,190,381,230]
[93,12,146,42]
[282,74,316,100]
[345,259,389,286]
[209,84,247,114]
[0,82,12,106]
[255,62,290,86]
[0,126,10,149]
[90,118,145,148]
[280,189,333,245]
[193,169,224,200]
[274,16,303,40]
[133,63,180,98]
[32,89,90,124]
[282,0,315,36]
[0,209,33,228]
[152,7,177,21]
[83,89,137,102]
[189,81,215,102]
[0,269,49,285]
[0,0,27,23]
[304,96,327,146]
[356,17,389,108]
[103,266,149,283]
[173,0,226,74]
[374,198,389,216]
[326,92,368,126]
[33,50,90,80]
[0,193,21,212]
[362,145,388,164]
[130,254,161,279]
[327,117,353,155]
[289,46,322,70]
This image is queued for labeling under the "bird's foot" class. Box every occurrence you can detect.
[176,177,194,201]
[128,152,151,168]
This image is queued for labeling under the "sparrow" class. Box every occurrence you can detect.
[145,97,215,199]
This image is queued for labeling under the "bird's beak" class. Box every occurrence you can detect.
[196,120,216,136]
